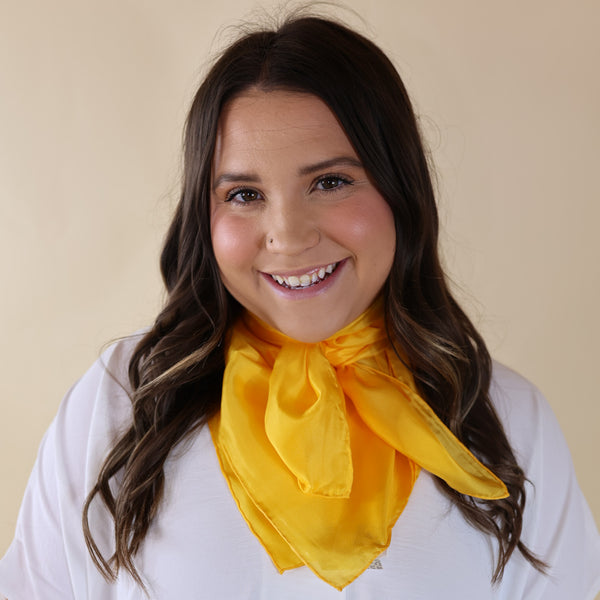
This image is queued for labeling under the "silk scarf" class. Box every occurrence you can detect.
[208,302,508,590]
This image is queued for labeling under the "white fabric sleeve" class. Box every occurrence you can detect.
[0,406,77,599]
[491,364,600,600]
[0,341,134,600]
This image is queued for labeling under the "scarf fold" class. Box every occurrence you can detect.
[208,303,508,590]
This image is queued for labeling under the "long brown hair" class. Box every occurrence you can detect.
[83,13,545,586]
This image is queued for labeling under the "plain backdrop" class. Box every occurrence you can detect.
[1,0,598,562]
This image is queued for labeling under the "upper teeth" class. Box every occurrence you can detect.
[270,262,337,289]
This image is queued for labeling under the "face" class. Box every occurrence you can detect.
[210,90,396,343]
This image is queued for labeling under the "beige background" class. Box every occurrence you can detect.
[1,0,598,567]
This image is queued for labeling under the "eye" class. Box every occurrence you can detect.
[225,188,262,203]
[314,175,353,191]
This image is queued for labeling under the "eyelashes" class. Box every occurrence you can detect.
[225,188,261,203]
[314,174,354,191]
[224,174,354,204]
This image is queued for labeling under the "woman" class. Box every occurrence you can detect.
[1,14,598,599]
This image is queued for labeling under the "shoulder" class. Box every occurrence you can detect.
[487,361,576,508]
[58,334,141,420]
[488,361,561,470]
[51,334,142,482]
[489,360,546,422]
[0,335,144,598]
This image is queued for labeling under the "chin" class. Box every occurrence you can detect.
[267,315,348,344]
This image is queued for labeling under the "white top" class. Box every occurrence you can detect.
[1,338,599,599]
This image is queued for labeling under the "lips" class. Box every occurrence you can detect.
[269,262,339,289]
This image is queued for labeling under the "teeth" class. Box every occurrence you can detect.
[270,262,339,289]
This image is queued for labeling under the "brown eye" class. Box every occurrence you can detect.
[226,188,261,203]
[239,190,259,201]
[320,177,341,189]
[315,175,353,191]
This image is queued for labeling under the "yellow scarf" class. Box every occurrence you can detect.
[208,302,508,590]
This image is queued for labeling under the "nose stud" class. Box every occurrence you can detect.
[266,229,320,251]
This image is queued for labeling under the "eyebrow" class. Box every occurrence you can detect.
[212,172,259,191]
[212,156,363,191]
[297,156,363,176]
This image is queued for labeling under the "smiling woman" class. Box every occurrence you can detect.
[210,90,396,342]
[0,11,599,600]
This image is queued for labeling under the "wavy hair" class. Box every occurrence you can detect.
[83,14,545,586]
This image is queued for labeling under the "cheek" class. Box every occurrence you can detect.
[330,196,396,261]
[210,213,256,272]
[369,200,396,258]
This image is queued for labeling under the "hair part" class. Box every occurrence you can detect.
[83,13,545,587]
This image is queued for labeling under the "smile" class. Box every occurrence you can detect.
[269,262,339,289]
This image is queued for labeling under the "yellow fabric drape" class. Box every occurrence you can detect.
[208,303,508,590]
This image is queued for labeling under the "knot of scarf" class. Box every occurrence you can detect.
[208,303,508,590]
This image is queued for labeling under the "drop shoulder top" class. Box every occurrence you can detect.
[1,337,599,599]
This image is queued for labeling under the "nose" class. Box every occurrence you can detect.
[265,201,320,255]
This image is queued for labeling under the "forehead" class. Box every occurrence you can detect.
[212,89,357,168]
